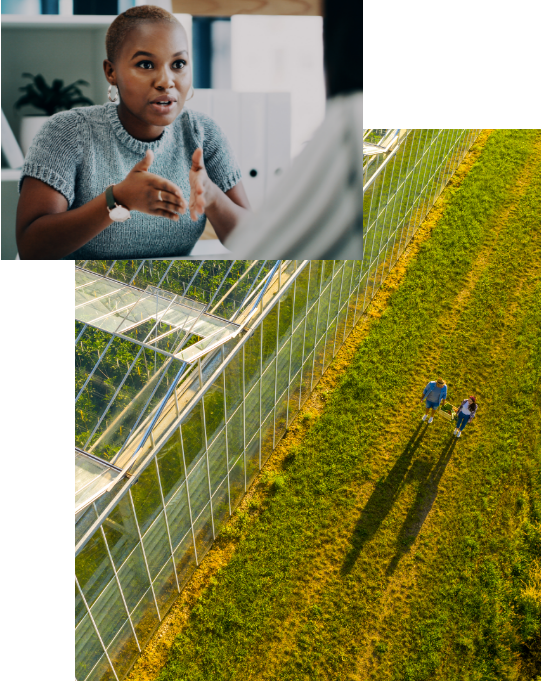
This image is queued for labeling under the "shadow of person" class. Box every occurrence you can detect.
[341,421,428,576]
[385,433,458,577]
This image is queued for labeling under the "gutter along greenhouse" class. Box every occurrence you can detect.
[74,131,489,681]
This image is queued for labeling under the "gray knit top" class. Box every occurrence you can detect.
[19,102,242,259]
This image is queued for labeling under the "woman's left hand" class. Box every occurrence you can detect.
[189,148,216,221]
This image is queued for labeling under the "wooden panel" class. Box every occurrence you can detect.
[171,0,322,17]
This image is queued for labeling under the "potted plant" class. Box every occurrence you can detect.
[15,73,94,155]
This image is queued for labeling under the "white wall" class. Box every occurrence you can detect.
[231,15,325,159]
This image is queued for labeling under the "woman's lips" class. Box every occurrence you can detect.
[149,101,176,115]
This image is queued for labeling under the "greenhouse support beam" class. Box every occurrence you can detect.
[75,447,122,472]
[92,356,182,463]
[231,260,276,322]
[82,345,145,452]
[76,261,308,557]
[165,261,237,358]
[230,261,269,322]
[239,261,282,327]
[80,322,178,359]
[113,360,189,482]
[75,335,116,404]
[76,576,120,681]
[209,260,260,315]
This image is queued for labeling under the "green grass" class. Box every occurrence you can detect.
[150,130,541,681]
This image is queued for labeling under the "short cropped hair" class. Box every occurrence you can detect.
[106,5,181,63]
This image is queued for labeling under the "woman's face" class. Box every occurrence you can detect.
[105,21,191,140]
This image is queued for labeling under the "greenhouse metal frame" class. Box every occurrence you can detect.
[76,261,368,681]
[75,259,369,681]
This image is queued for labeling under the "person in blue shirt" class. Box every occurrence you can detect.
[420,378,447,424]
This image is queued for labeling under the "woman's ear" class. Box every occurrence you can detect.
[103,59,116,85]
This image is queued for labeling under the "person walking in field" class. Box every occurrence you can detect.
[420,378,447,424]
[454,396,478,437]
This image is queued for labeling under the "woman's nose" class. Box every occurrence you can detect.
[155,67,175,89]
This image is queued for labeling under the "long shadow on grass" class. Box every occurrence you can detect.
[341,421,428,576]
[385,432,458,577]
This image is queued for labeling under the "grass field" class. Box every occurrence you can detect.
[129,129,541,681]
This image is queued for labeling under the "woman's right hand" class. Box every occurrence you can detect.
[114,149,187,220]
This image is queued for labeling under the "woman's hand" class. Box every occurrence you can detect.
[189,148,217,221]
[115,149,187,220]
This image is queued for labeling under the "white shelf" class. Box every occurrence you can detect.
[1,169,22,181]
[1,14,114,29]
[190,239,231,256]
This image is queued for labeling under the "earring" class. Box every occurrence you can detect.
[186,86,194,102]
[108,84,118,103]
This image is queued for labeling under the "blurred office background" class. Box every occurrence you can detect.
[1,3,324,158]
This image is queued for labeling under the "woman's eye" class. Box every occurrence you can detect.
[137,59,186,71]
[173,60,187,69]
[136,60,153,69]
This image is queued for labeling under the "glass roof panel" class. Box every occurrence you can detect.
[75,449,122,513]
[75,269,239,346]
[76,288,141,322]
[75,268,105,289]
[75,278,123,305]
[175,323,239,363]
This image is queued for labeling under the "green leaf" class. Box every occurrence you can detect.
[33,74,49,96]
[62,81,90,96]
[14,94,34,109]
[17,72,94,113]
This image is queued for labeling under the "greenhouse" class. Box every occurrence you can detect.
[75,259,369,681]
[74,132,489,681]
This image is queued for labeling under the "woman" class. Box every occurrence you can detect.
[420,377,447,424]
[454,396,478,437]
[16,6,250,259]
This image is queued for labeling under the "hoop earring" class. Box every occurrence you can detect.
[186,86,194,102]
[108,84,118,103]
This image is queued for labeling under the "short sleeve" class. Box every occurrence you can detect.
[18,110,82,208]
[190,111,242,193]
